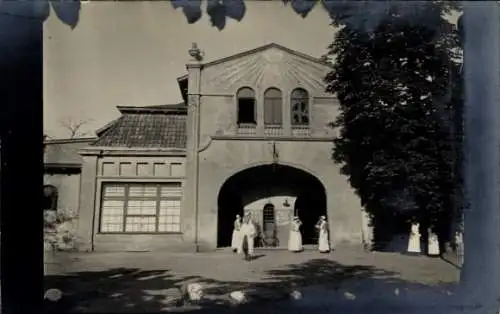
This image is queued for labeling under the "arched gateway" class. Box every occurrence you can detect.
[217,163,327,248]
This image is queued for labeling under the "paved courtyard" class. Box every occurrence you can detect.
[44,247,462,313]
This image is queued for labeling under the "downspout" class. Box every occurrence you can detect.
[193,94,201,252]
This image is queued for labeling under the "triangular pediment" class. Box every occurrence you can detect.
[201,43,333,95]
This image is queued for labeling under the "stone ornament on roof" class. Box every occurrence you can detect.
[189,43,204,62]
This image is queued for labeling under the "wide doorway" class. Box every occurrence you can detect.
[217,164,327,248]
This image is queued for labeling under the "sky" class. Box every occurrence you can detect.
[43,1,334,139]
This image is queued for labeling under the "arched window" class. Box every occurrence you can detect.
[264,88,283,125]
[291,88,309,126]
[43,185,58,211]
[236,87,256,125]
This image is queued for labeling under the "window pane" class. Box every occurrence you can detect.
[43,185,57,198]
[129,185,157,197]
[101,200,125,232]
[103,185,125,197]
[291,88,308,99]
[160,200,181,215]
[159,199,181,232]
[127,200,157,215]
[125,216,156,232]
[237,99,256,124]
[102,200,124,215]
[291,100,309,125]
[264,88,281,98]
[237,87,255,99]
[264,98,274,124]
[160,184,182,197]
[264,99,283,125]
[264,88,282,125]
[300,102,308,113]
[272,100,282,124]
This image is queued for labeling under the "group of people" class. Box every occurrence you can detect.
[231,212,331,259]
[231,213,257,260]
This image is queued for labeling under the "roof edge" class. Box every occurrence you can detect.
[79,147,187,157]
[202,42,333,69]
[44,163,82,169]
[117,105,187,114]
[44,137,97,145]
[95,117,121,137]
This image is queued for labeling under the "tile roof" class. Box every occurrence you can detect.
[92,109,187,148]
[44,138,96,165]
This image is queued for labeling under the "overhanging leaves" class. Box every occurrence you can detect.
[49,0,80,29]
[324,3,463,233]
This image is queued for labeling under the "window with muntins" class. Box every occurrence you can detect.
[291,88,309,126]
[43,185,58,211]
[99,183,182,233]
[264,88,283,125]
[263,203,275,224]
[237,87,256,125]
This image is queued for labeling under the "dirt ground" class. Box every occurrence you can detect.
[44,247,462,313]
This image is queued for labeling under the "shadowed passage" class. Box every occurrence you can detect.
[217,164,327,248]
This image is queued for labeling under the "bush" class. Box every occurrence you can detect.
[44,209,78,251]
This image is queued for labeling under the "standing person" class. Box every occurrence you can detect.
[288,216,303,252]
[314,217,322,249]
[455,230,464,267]
[239,213,256,261]
[231,215,242,253]
[316,216,330,253]
[406,222,421,255]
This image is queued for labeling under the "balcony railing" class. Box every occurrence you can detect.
[233,124,312,137]
[236,123,257,135]
[264,124,284,136]
[292,125,311,137]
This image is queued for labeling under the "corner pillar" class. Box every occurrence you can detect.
[181,46,202,249]
[76,155,98,252]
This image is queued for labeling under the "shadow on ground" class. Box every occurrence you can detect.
[44,258,458,313]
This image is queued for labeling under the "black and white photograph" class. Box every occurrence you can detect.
[1,1,500,313]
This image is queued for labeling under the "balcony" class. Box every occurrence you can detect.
[228,123,315,138]
[264,124,284,136]
[236,123,257,135]
[292,125,311,137]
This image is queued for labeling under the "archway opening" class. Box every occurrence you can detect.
[217,164,327,248]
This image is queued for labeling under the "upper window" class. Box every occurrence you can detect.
[291,88,309,126]
[43,185,58,211]
[264,88,283,125]
[99,183,182,233]
[236,87,256,125]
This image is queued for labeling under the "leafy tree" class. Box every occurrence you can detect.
[323,2,462,243]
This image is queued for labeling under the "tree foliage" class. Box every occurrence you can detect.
[324,2,462,232]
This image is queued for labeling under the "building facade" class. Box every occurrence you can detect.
[44,43,368,252]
